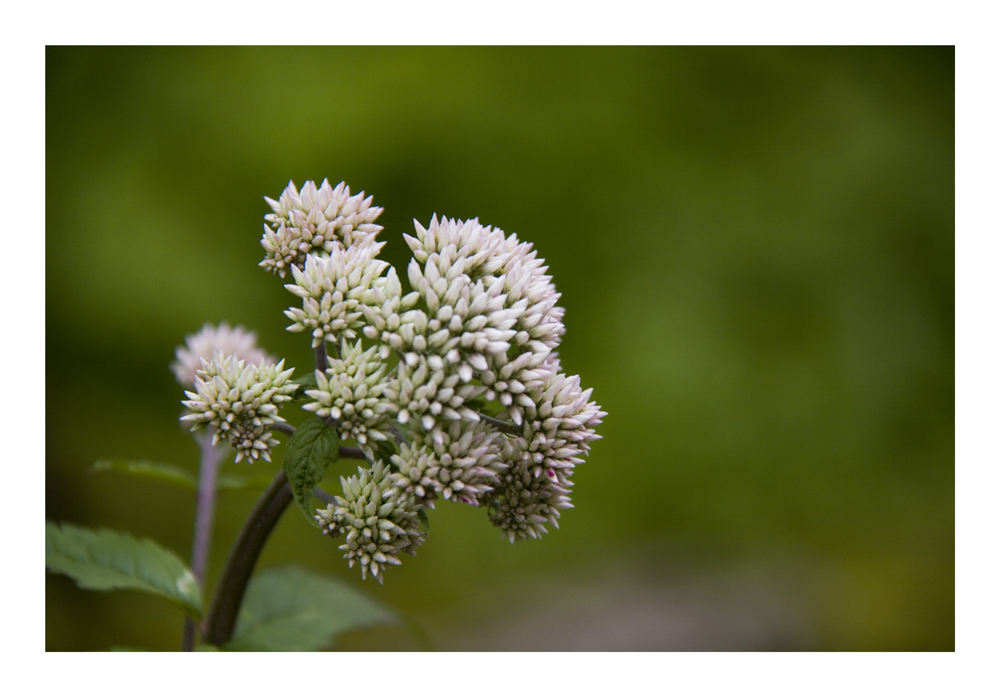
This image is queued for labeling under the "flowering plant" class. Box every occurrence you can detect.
[46,179,604,651]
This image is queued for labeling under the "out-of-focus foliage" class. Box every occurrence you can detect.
[228,565,398,651]
[46,46,953,651]
[45,521,201,618]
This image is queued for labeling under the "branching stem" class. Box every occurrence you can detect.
[201,432,365,646]
[203,469,292,646]
[270,421,295,436]
[477,412,522,436]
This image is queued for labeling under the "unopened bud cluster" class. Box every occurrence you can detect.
[302,339,395,456]
[260,179,383,277]
[315,461,425,584]
[176,178,604,583]
[180,354,297,463]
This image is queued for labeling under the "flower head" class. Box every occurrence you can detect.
[315,460,425,584]
[260,179,383,276]
[283,244,391,347]
[389,419,506,507]
[485,452,574,543]
[303,339,395,454]
[485,370,605,541]
[384,216,567,426]
[171,323,273,387]
[180,354,297,463]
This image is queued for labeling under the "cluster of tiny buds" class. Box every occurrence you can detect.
[260,179,383,277]
[302,339,396,455]
[314,461,425,584]
[180,353,297,463]
[174,178,604,584]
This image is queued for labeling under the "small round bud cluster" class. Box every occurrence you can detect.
[503,371,605,472]
[283,243,391,347]
[395,216,566,427]
[171,323,273,387]
[180,354,297,463]
[260,179,383,277]
[303,339,395,454]
[389,419,506,507]
[314,461,425,584]
[485,369,605,540]
[485,448,573,543]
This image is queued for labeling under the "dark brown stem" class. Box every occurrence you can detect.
[204,469,292,647]
[201,444,368,647]
[313,342,328,373]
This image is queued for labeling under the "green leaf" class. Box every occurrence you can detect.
[283,417,339,526]
[372,438,397,464]
[90,459,198,492]
[215,472,278,493]
[109,646,151,651]
[291,372,318,389]
[417,506,430,531]
[91,459,273,495]
[45,520,201,618]
[227,565,397,651]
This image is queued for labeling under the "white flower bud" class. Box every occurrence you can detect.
[180,353,297,463]
[260,179,383,276]
[314,461,425,584]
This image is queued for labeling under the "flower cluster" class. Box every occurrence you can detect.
[180,354,297,463]
[174,178,604,584]
[283,243,392,347]
[315,461,425,584]
[302,339,396,455]
[171,323,273,387]
[371,215,605,540]
[486,448,573,543]
[260,179,383,277]
[389,418,504,507]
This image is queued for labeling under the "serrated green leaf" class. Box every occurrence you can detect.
[46,520,201,618]
[91,459,198,492]
[227,565,397,651]
[283,417,339,526]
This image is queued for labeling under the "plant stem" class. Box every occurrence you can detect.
[181,429,228,651]
[271,421,295,436]
[314,341,328,373]
[203,469,292,647]
[477,412,522,436]
[202,444,368,647]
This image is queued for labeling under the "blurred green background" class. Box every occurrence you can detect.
[45,46,954,651]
